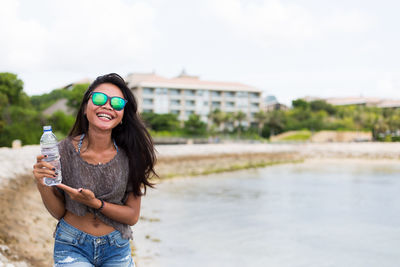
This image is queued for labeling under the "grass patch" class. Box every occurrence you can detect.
[280,130,312,141]
[161,159,303,179]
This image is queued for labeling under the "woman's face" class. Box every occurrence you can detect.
[85,83,125,131]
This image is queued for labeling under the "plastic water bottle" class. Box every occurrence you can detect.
[40,125,62,186]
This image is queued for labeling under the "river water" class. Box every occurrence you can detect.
[132,160,400,267]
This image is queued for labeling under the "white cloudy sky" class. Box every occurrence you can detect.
[1,0,399,104]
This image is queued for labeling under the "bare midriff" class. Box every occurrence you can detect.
[63,211,115,236]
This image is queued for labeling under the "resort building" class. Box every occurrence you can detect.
[263,95,289,112]
[125,71,262,125]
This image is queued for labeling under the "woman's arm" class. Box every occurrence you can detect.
[33,155,66,220]
[96,193,141,226]
[56,184,141,226]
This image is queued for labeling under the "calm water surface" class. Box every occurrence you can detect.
[133,160,400,267]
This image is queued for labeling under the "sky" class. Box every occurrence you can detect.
[1,0,400,105]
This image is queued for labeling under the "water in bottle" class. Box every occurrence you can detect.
[40,125,62,186]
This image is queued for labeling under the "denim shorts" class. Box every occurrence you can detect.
[53,218,135,267]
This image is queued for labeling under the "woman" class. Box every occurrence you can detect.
[33,73,156,266]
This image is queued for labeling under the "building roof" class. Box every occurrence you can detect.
[376,99,400,108]
[62,77,92,89]
[42,98,74,116]
[125,72,261,93]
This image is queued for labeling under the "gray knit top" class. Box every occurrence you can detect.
[58,137,133,239]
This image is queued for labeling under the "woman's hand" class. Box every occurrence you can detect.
[56,184,101,209]
[33,155,66,219]
[56,185,141,225]
[33,155,57,186]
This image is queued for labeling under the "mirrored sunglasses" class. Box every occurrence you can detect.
[90,92,127,111]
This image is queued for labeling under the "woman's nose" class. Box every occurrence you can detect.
[102,99,113,110]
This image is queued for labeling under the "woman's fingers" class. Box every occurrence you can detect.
[34,168,57,178]
[33,163,56,179]
[35,161,56,170]
[79,188,95,199]
[56,184,77,195]
[56,184,97,207]
[36,154,47,163]
[35,154,58,170]
[33,155,58,185]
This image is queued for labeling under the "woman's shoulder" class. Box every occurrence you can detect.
[58,136,79,153]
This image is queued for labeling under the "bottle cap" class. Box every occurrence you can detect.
[43,125,52,132]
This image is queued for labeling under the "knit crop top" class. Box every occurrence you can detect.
[57,137,133,239]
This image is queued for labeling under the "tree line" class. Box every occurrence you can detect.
[0,72,399,147]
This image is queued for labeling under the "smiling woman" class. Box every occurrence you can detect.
[32,73,157,267]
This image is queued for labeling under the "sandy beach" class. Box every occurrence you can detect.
[1,142,400,266]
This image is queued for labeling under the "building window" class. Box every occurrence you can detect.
[143,109,153,113]
[211,91,222,97]
[237,92,248,98]
[143,98,153,105]
[251,103,259,108]
[225,91,235,98]
[185,110,194,116]
[212,101,221,108]
[184,89,196,96]
[185,100,195,106]
[143,87,154,95]
[171,110,180,115]
[250,92,259,98]
[204,101,209,106]
[197,90,204,96]
[225,101,235,107]
[155,88,168,94]
[171,99,181,106]
[169,89,181,95]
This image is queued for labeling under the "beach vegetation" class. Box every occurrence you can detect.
[141,112,180,132]
[2,72,400,146]
[183,114,207,136]
[279,130,312,141]
[0,73,43,146]
[66,83,90,112]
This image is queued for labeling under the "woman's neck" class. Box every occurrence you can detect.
[85,127,114,153]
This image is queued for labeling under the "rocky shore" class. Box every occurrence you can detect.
[1,142,400,266]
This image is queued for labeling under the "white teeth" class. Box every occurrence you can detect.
[97,113,112,120]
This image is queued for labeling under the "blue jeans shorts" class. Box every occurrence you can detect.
[53,218,135,267]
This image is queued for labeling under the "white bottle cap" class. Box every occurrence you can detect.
[43,125,52,132]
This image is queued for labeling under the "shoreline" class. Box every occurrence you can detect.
[1,142,400,266]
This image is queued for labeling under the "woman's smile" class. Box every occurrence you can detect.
[96,111,114,121]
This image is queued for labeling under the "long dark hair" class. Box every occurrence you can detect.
[69,73,156,196]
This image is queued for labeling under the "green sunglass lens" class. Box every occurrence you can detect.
[92,93,107,106]
[92,92,126,110]
[111,97,126,110]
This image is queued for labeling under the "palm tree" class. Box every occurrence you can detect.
[208,109,226,132]
[234,111,247,138]
[253,110,268,136]
[223,112,235,132]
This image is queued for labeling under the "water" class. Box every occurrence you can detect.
[133,160,400,267]
[40,126,62,186]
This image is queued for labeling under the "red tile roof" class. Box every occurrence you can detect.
[125,72,260,92]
